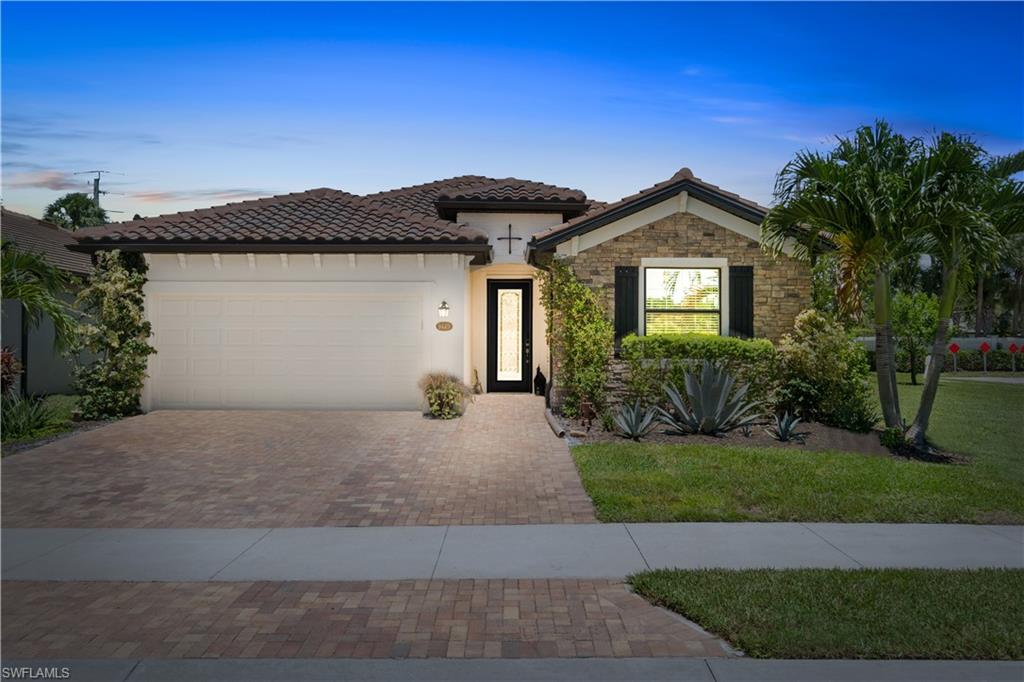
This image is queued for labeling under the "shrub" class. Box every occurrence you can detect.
[1,394,60,441]
[418,372,473,419]
[880,426,906,451]
[657,361,759,436]
[1,347,23,395]
[539,260,614,416]
[72,250,156,420]
[766,411,809,443]
[777,309,878,432]
[621,333,777,410]
[613,399,657,441]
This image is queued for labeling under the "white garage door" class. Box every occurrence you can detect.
[149,289,424,409]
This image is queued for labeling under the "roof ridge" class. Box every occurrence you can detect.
[364,175,499,198]
[1,207,68,233]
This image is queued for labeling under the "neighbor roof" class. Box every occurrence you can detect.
[1,208,93,275]
[531,168,769,250]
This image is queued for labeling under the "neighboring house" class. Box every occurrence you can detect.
[69,168,810,411]
[1,208,93,395]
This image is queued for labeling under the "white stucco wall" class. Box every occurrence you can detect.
[143,252,472,408]
[457,212,563,264]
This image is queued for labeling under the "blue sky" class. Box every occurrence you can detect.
[3,2,1022,219]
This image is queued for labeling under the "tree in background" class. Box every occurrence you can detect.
[43,193,107,230]
[891,291,938,385]
[762,121,925,429]
[905,138,1024,449]
[0,241,77,350]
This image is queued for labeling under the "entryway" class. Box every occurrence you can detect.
[486,279,533,392]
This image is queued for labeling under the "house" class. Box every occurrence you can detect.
[1,208,94,395]
[69,169,810,411]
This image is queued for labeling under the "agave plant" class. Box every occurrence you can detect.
[766,411,809,443]
[613,399,657,441]
[657,361,759,436]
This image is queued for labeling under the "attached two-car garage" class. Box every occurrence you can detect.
[148,285,426,410]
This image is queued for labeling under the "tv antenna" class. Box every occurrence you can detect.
[74,170,124,208]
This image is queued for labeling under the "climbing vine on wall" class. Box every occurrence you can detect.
[539,259,614,415]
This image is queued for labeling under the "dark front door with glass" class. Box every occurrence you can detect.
[486,280,532,392]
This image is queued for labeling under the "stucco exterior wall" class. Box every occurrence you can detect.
[567,212,811,342]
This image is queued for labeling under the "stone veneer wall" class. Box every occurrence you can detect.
[567,212,811,343]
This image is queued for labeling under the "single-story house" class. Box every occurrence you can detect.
[69,168,810,411]
[2,208,93,395]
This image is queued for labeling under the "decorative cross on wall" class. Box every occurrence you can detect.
[496,223,523,255]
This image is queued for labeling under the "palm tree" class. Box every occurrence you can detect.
[0,241,77,350]
[905,139,1024,448]
[43,193,107,230]
[762,121,924,429]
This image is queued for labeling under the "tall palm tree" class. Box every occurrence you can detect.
[762,121,924,428]
[905,139,1024,448]
[0,241,77,350]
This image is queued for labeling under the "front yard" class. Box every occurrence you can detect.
[574,375,1024,523]
[629,568,1024,659]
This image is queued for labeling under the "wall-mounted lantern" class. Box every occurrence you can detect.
[438,301,450,319]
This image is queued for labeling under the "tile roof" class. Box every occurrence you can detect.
[1,208,93,275]
[436,178,587,204]
[532,168,769,245]
[73,188,489,247]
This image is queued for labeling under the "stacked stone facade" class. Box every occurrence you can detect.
[567,212,811,343]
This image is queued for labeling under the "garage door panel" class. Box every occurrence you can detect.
[150,289,426,409]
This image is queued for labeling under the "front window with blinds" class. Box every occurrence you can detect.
[644,267,720,335]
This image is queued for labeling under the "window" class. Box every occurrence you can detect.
[644,267,720,335]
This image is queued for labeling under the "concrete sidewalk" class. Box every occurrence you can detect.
[3,523,1021,581]
[2,658,1022,682]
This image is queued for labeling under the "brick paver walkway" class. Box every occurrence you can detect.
[1,580,730,659]
[1,395,595,527]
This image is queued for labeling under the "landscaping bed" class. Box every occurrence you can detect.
[629,568,1024,660]
[1,395,112,457]
[561,415,890,457]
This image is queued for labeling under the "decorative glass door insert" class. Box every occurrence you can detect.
[496,288,523,381]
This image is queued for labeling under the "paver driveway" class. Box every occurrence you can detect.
[1,395,595,527]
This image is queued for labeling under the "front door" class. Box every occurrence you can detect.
[487,280,532,392]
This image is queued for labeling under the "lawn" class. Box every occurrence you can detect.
[573,376,1024,523]
[629,568,1024,659]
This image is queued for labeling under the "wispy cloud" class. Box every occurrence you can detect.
[2,113,161,146]
[128,188,276,204]
[4,170,81,190]
[682,66,703,77]
[709,115,761,126]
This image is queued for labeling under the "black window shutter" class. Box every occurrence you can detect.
[614,266,639,344]
[729,266,754,338]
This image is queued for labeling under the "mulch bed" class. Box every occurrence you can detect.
[561,415,894,458]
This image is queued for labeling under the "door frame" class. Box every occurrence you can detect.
[486,279,533,393]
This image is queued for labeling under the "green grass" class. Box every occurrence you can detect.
[1,394,80,447]
[629,568,1024,659]
[574,376,1024,523]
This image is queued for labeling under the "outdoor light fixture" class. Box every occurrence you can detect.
[438,301,450,319]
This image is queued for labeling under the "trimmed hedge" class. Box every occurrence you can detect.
[620,334,777,409]
[883,347,1021,372]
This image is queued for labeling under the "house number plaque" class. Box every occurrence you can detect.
[435,321,453,332]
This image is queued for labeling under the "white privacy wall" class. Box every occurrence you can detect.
[142,252,471,410]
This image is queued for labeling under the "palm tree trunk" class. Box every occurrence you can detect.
[976,275,985,335]
[874,268,902,428]
[907,266,958,450]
